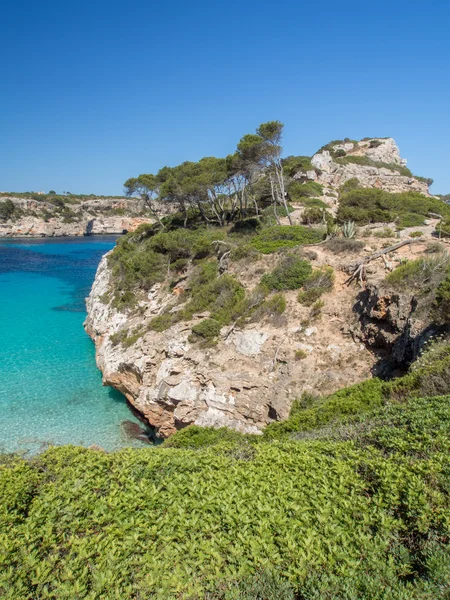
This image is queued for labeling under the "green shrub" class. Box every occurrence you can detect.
[190,318,222,342]
[308,298,324,320]
[302,197,328,209]
[0,199,15,221]
[229,244,260,262]
[264,293,287,314]
[374,227,395,238]
[148,313,175,332]
[339,177,361,195]
[260,204,295,226]
[3,373,450,597]
[334,154,413,177]
[297,266,334,306]
[302,207,329,225]
[435,276,450,322]
[409,231,423,238]
[183,273,246,326]
[338,189,450,226]
[250,226,324,254]
[212,570,295,600]
[229,218,260,234]
[385,254,450,292]
[437,219,450,238]
[281,155,314,177]
[171,257,189,272]
[164,425,250,449]
[324,237,365,254]
[150,228,223,261]
[294,349,308,360]
[261,256,312,290]
[288,181,324,201]
[396,212,426,228]
[110,328,142,348]
[263,378,386,439]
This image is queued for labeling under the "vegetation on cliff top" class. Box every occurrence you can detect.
[337,188,450,227]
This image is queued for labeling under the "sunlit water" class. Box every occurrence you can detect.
[0,236,151,454]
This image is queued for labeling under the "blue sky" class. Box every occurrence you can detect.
[1,0,449,195]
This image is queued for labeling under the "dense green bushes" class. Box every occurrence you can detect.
[0,199,15,221]
[288,181,324,201]
[281,155,314,177]
[337,188,450,226]
[107,227,224,308]
[324,237,364,254]
[250,225,324,254]
[2,341,450,598]
[261,256,312,290]
[2,386,450,598]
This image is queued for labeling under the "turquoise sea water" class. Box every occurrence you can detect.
[0,236,151,454]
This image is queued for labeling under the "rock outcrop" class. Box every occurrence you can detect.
[84,136,440,438]
[303,138,430,196]
[353,284,446,370]
[85,250,377,438]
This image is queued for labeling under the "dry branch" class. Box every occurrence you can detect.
[345,238,424,286]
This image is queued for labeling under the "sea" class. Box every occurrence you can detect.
[0,236,152,454]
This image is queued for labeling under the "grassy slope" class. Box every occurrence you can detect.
[2,346,450,599]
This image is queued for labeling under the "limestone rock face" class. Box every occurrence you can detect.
[308,138,429,195]
[85,253,377,439]
[353,284,439,368]
[0,196,159,237]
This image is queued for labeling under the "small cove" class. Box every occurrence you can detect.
[0,236,151,454]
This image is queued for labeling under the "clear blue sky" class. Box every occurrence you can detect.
[1,0,449,196]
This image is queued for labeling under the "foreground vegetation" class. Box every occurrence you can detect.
[2,338,450,599]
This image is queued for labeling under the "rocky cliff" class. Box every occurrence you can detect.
[85,247,378,438]
[0,195,155,237]
[300,137,430,195]
[84,136,442,438]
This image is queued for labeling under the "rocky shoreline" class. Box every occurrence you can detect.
[0,195,155,237]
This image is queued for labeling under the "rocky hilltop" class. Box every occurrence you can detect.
[84,135,449,439]
[0,194,158,237]
[307,137,430,195]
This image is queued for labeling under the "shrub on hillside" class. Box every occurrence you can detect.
[250,225,324,254]
[0,199,15,221]
[435,276,450,322]
[325,237,364,254]
[261,256,312,290]
[385,254,450,292]
[339,177,361,195]
[337,188,450,226]
[302,197,328,209]
[437,218,450,238]
[281,155,314,177]
[4,354,450,597]
[288,181,324,201]
[190,318,222,343]
[301,207,333,226]
[297,266,335,306]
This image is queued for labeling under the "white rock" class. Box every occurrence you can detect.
[304,327,317,337]
[231,331,269,356]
